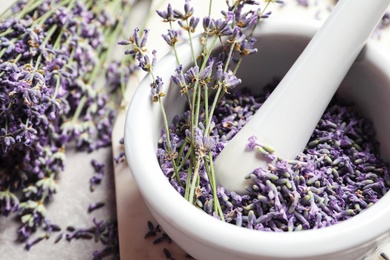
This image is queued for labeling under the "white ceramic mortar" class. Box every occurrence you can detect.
[124,19,390,260]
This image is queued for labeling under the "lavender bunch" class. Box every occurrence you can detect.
[0,0,136,245]
[120,0,283,220]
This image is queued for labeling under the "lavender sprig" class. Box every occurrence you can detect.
[120,0,280,220]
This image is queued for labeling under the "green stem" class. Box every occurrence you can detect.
[34,24,58,71]
[0,28,12,38]
[169,22,193,111]
[203,82,209,127]
[175,139,188,168]
[233,56,243,75]
[207,152,224,221]
[177,145,191,172]
[34,54,42,71]
[205,1,275,135]
[16,0,46,20]
[204,84,223,135]
[223,42,235,72]
[0,0,59,38]
[249,1,272,36]
[52,74,61,98]
[72,96,87,123]
[186,20,197,67]
[39,173,55,203]
[188,157,201,204]
[231,2,274,76]
[92,0,134,94]
[42,24,58,46]
[102,0,129,63]
[200,35,218,70]
[68,24,82,62]
[170,21,181,65]
[158,95,182,186]
[52,0,76,50]
[194,79,202,127]
[184,166,193,200]
[189,34,218,140]
[85,0,96,11]
[14,53,22,63]
[87,51,107,85]
[35,0,71,27]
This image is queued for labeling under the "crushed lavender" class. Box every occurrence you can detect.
[158,85,390,231]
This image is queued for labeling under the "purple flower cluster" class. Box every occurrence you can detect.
[158,86,390,231]
[120,0,270,112]
[0,0,133,248]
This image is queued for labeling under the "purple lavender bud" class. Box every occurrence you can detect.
[184,0,193,17]
[189,17,200,32]
[185,66,199,83]
[162,30,178,47]
[225,11,235,23]
[334,209,355,220]
[256,211,280,224]
[235,211,243,227]
[293,211,310,229]
[88,202,105,213]
[239,37,258,56]
[203,16,212,31]
[173,0,194,20]
[247,135,258,150]
[260,11,272,19]
[117,39,131,45]
[199,64,212,81]
[296,0,309,7]
[140,29,149,48]
[25,235,46,250]
[288,191,300,213]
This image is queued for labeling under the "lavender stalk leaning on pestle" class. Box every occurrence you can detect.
[214,0,390,194]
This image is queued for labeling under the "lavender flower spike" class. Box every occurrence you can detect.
[156,3,175,22]
[173,0,194,20]
[124,28,149,59]
[151,76,165,103]
[162,30,178,46]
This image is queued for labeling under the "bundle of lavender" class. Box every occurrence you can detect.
[0,0,136,246]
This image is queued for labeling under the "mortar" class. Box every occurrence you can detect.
[124,19,390,260]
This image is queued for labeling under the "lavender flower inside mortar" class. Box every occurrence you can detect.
[158,86,390,231]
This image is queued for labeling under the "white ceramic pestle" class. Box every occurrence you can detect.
[214,0,390,194]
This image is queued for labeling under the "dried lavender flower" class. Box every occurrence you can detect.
[0,0,139,253]
[159,85,390,231]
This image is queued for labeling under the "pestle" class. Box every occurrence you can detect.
[214,0,390,194]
